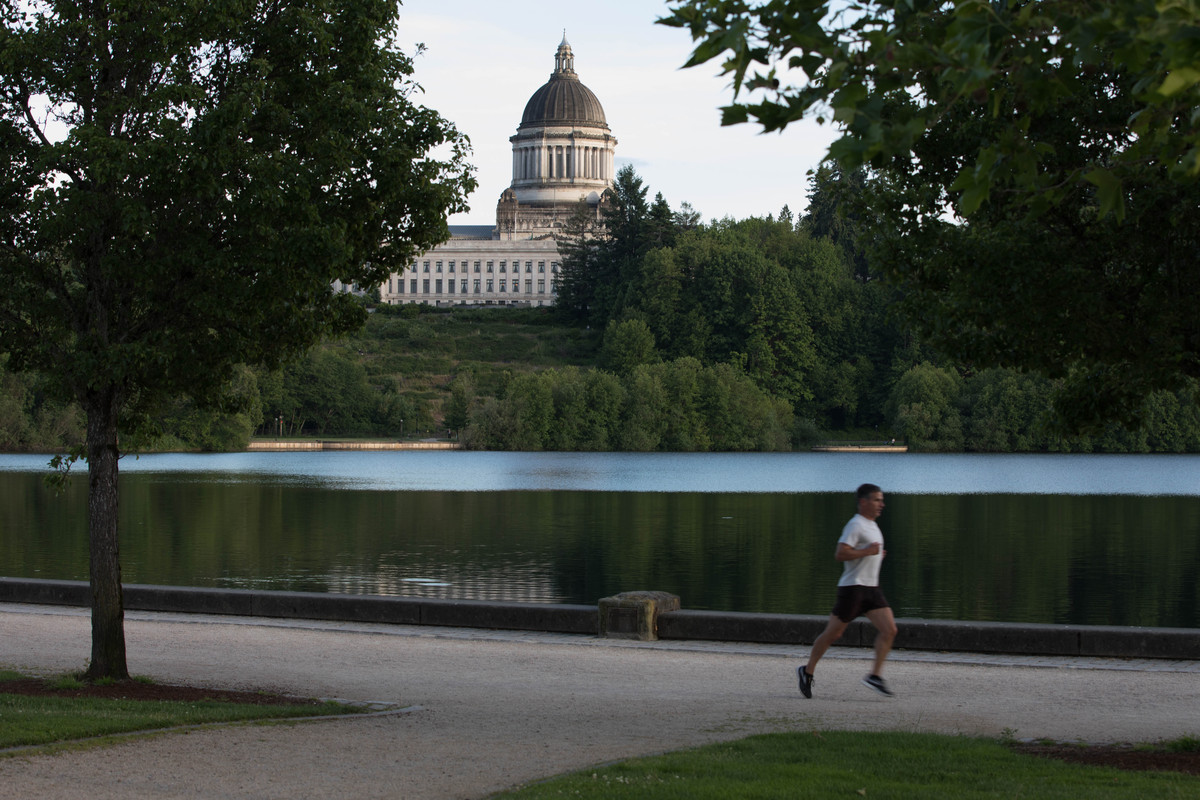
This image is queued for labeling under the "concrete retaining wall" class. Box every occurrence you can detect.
[2,578,1196,660]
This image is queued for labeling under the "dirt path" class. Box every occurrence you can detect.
[1,604,1197,799]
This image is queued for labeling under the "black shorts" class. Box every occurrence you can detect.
[831,585,890,623]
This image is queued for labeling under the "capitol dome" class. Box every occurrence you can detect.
[519,37,608,129]
[499,35,618,239]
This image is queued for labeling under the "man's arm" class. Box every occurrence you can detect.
[836,542,882,561]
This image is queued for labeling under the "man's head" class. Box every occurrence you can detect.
[856,483,884,520]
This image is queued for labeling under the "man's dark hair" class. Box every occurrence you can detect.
[856,483,882,500]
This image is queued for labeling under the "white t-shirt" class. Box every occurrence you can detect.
[836,513,884,588]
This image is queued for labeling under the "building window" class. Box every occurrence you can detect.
[538,280,545,294]
[421,261,429,272]
[437,261,444,273]
[499,280,506,293]
[473,279,481,294]
[422,279,430,293]
[538,261,545,273]
[435,279,443,293]
[460,280,468,294]
[486,261,494,273]
[448,281,455,294]
[474,261,482,272]
[449,261,456,273]
[486,280,494,293]
[525,261,533,273]
[423,262,430,273]
[410,279,417,294]
[498,260,505,273]
[525,280,533,294]
[551,262,559,273]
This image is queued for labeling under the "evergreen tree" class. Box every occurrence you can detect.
[591,165,653,325]
[553,201,605,324]
[800,164,871,282]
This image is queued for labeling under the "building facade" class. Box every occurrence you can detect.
[381,35,615,308]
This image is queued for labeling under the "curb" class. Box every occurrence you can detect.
[2,577,1196,661]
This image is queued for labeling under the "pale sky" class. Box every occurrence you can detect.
[396,0,837,227]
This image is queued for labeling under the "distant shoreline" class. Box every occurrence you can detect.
[243,440,905,453]
[247,440,461,451]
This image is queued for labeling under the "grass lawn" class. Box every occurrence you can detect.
[0,671,363,753]
[493,730,1200,799]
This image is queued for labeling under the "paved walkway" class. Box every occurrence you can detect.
[1,603,1197,799]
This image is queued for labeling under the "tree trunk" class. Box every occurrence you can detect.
[85,385,128,680]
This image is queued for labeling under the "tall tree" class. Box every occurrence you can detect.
[592,165,654,325]
[800,164,871,282]
[553,200,606,324]
[0,0,474,678]
[661,0,1200,429]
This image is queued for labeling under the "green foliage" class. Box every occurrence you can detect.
[6,299,1200,454]
[0,0,475,426]
[464,358,792,452]
[1165,736,1200,754]
[255,347,416,438]
[553,202,608,325]
[599,319,658,375]
[886,363,1200,453]
[661,1,1200,214]
[0,356,84,452]
[886,362,964,452]
[661,0,1200,431]
[0,0,474,678]
[442,373,474,435]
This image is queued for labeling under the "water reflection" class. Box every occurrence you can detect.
[1,453,1197,627]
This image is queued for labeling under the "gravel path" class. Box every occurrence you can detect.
[1,604,1197,799]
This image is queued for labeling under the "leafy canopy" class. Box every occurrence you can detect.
[660,0,1200,220]
[0,0,475,429]
[660,1,1200,429]
[0,0,474,679]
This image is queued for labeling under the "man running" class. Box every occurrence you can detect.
[798,483,898,698]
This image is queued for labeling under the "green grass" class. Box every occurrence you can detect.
[492,731,1200,799]
[0,671,362,753]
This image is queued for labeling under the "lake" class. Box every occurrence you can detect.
[2,451,1197,627]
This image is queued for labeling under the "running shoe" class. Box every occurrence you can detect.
[862,674,893,697]
[798,666,813,699]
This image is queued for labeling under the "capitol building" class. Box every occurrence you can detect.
[380,35,617,307]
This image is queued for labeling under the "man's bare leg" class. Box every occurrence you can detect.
[865,607,897,676]
[804,614,849,675]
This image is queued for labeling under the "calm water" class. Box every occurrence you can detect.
[2,452,1197,627]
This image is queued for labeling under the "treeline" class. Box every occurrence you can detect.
[554,167,905,435]
[537,165,1200,453]
[0,359,85,452]
[4,165,1199,453]
[460,358,796,451]
[0,347,426,453]
[890,363,1200,453]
